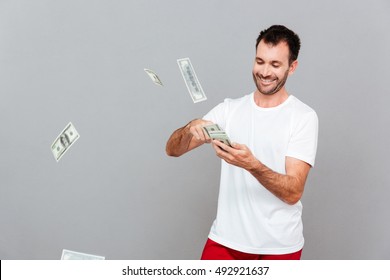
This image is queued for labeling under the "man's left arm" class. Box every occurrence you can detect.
[212,141,311,205]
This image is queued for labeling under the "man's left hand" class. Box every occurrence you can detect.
[211,140,259,171]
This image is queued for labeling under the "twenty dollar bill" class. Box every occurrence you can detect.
[51,122,80,162]
[177,57,207,103]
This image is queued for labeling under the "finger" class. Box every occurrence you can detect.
[204,120,214,126]
[196,126,209,141]
[231,142,239,148]
[212,141,224,153]
[230,142,248,152]
[212,139,232,152]
[191,125,210,142]
[195,125,212,143]
[212,142,237,166]
[189,126,202,141]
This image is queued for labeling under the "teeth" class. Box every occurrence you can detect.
[260,78,275,83]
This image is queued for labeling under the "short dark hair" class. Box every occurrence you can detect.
[256,25,301,64]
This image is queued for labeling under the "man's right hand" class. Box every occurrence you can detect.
[166,119,214,157]
[187,119,214,144]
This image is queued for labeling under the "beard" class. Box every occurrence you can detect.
[253,69,289,95]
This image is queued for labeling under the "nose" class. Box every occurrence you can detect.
[254,62,271,78]
[260,64,272,77]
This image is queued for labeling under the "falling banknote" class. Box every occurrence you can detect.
[203,124,232,147]
[144,68,163,86]
[51,122,80,162]
[177,57,207,103]
[61,249,105,260]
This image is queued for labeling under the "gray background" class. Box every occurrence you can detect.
[0,0,389,260]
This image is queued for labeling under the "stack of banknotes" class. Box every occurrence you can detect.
[203,124,232,147]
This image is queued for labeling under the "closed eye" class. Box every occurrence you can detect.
[256,59,264,65]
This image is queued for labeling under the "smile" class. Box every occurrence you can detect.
[259,77,276,84]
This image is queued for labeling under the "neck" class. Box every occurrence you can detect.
[254,89,289,108]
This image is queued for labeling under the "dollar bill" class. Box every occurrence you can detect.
[177,57,207,103]
[61,249,105,260]
[51,122,80,162]
[203,124,232,147]
[210,133,232,147]
[203,124,222,136]
[144,68,163,86]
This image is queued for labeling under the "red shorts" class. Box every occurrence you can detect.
[201,238,302,260]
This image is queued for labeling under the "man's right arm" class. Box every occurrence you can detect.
[165,119,213,157]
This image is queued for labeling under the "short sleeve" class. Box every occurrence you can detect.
[202,99,231,130]
[286,111,319,167]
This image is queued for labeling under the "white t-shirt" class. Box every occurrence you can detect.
[203,92,318,254]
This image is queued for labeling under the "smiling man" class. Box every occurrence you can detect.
[166,25,318,260]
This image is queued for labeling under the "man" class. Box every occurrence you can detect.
[166,25,318,260]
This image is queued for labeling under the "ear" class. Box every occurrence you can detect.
[288,60,298,75]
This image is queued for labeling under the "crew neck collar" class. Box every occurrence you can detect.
[251,92,293,111]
